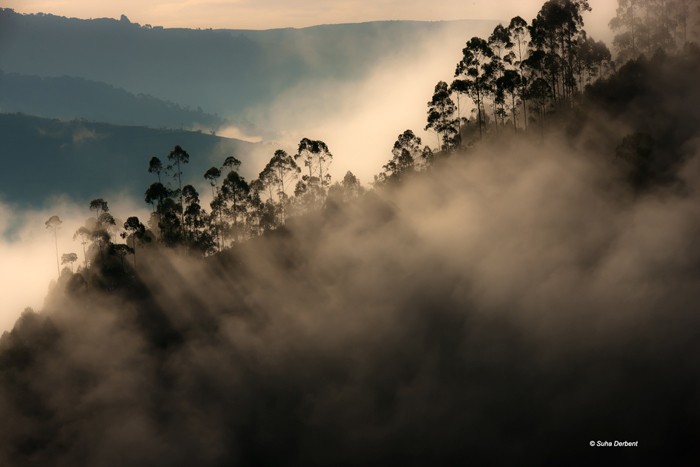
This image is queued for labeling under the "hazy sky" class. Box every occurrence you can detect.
[5,0,616,38]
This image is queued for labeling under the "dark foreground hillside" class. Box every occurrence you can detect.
[2,126,700,465]
[2,24,700,467]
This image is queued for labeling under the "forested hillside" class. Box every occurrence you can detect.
[1,0,700,465]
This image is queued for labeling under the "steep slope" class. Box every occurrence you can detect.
[2,133,699,465]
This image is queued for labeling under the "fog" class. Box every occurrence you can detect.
[2,2,699,464]
[240,1,614,183]
[0,15,486,329]
[2,126,699,463]
[0,196,150,332]
[242,23,492,183]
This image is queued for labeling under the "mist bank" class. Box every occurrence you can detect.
[2,127,699,464]
[0,195,153,333]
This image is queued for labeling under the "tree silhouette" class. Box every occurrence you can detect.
[144,182,172,241]
[61,252,78,272]
[167,145,190,234]
[145,182,168,213]
[506,16,531,129]
[148,156,163,183]
[329,171,365,204]
[610,0,643,61]
[575,35,611,90]
[85,199,118,263]
[425,81,459,151]
[497,69,524,131]
[489,24,513,61]
[204,166,224,251]
[45,215,62,277]
[222,155,242,174]
[295,138,333,189]
[527,77,552,135]
[121,216,146,269]
[246,179,266,237]
[73,226,91,269]
[453,38,494,140]
[529,0,590,101]
[260,149,301,225]
[89,198,108,217]
[109,243,133,274]
[489,24,512,128]
[93,212,117,264]
[609,0,694,61]
[341,171,363,198]
[219,171,250,243]
[507,16,530,70]
[379,130,427,183]
[182,185,214,254]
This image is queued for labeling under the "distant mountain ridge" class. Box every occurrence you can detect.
[0,9,497,119]
[0,113,260,207]
[0,70,224,130]
[0,9,498,207]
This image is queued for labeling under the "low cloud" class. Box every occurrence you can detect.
[0,195,150,332]
[245,22,494,184]
[72,126,102,144]
[214,124,263,144]
[1,134,698,464]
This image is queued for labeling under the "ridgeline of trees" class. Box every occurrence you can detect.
[609,0,700,62]
[422,0,613,150]
[42,0,700,291]
[45,137,367,289]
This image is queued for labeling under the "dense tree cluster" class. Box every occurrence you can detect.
[143,138,345,256]
[44,137,370,287]
[610,0,700,61]
[42,0,700,287]
[376,130,433,184]
[418,0,612,147]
